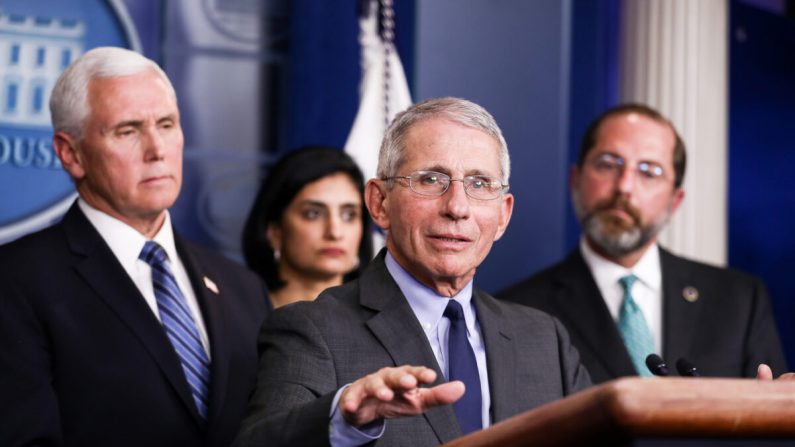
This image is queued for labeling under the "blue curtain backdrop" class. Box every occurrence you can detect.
[566,0,622,249]
[285,0,415,153]
[729,1,795,367]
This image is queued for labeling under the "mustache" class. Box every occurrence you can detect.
[588,196,641,225]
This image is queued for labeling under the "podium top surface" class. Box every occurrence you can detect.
[444,377,795,447]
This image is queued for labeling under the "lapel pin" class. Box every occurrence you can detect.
[682,286,699,303]
[203,276,219,295]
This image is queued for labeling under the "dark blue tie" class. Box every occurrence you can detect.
[140,241,211,419]
[444,299,482,435]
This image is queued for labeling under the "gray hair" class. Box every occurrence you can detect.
[376,97,511,184]
[49,47,176,140]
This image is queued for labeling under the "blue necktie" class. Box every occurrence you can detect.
[140,241,211,419]
[618,274,654,377]
[444,299,482,435]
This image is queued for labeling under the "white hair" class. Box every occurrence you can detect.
[49,47,176,140]
[377,97,511,184]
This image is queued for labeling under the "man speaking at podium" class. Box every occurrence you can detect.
[0,47,268,446]
[234,97,592,446]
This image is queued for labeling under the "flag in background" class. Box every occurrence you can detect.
[344,0,413,183]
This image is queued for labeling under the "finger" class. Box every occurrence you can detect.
[340,373,392,415]
[385,365,438,391]
[757,364,774,381]
[776,372,795,381]
[364,373,395,401]
[400,365,438,385]
[418,381,466,408]
[415,367,438,385]
[339,382,367,414]
[380,367,423,392]
[340,365,440,417]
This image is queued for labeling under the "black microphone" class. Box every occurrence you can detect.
[645,354,669,376]
[676,358,701,377]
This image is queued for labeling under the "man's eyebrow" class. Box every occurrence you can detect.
[102,120,142,134]
[420,164,450,174]
[590,149,621,157]
[157,114,178,124]
[417,166,498,178]
[593,150,667,166]
[464,169,495,177]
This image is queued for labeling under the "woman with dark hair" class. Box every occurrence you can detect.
[242,147,373,308]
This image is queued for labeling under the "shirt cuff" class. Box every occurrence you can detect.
[329,385,386,447]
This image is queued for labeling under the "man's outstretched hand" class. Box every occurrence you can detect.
[339,365,465,427]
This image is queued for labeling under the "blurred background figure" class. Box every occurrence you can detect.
[242,147,373,308]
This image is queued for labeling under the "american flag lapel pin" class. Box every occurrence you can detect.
[203,276,219,295]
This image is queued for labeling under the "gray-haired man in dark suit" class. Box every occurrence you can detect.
[234,97,591,447]
[0,47,268,447]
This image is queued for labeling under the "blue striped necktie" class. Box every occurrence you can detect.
[140,241,211,419]
[617,274,654,377]
[444,299,482,435]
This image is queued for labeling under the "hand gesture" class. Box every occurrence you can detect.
[339,365,464,427]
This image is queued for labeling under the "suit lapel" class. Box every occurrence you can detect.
[63,205,203,426]
[550,250,636,378]
[360,255,461,443]
[660,248,702,363]
[473,290,516,423]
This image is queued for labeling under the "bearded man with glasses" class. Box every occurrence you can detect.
[499,103,787,384]
[234,97,591,447]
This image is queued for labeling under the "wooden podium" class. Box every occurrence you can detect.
[443,377,795,446]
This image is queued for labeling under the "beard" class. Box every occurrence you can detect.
[572,191,671,258]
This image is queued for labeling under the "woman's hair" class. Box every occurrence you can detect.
[242,146,373,290]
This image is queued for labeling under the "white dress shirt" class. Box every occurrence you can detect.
[78,199,211,357]
[579,237,663,355]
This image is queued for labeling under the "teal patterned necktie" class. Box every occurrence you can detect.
[618,274,654,377]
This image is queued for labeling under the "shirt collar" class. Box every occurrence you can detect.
[78,198,178,267]
[384,250,475,333]
[580,236,662,292]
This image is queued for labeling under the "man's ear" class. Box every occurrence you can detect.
[365,179,391,231]
[493,192,514,241]
[53,131,85,180]
[670,187,685,214]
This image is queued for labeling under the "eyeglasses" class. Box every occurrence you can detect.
[588,153,665,181]
[383,170,508,200]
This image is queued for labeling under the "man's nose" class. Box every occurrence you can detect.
[441,180,471,220]
[143,129,166,160]
[615,165,636,195]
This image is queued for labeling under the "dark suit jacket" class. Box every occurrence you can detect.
[234,252,591,447]
[498,247,787,384]
[0,203,269,447]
